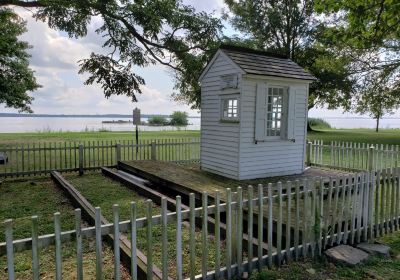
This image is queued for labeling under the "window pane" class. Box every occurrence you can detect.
[222,97,239,120]
[265,87,284,136]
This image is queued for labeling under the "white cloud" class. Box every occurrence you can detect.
[1,5,202,116]
[185,0,227,14]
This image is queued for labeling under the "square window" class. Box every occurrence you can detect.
[221,96,239,121]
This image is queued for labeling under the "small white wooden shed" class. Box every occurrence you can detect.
[199,45,316,180]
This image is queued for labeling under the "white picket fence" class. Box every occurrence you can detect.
[0,138,201,178]
[2,168,400,279]
[308,140,400,171]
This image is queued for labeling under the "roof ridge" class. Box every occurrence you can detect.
[219,44,289,59]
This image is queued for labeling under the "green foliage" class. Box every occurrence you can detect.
[315,0,400,113]
[0,0,222,106]
[148,115,169,126]
[354,73,400,132]
[224,0,357,110]
[170,111,188,126]
[0,8,40,112]
[308,118,331,129]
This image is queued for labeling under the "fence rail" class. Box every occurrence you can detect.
[2,168,400,279]
[307,140,400,171]
[0,138,200,178]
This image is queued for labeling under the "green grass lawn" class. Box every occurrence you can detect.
[307,128,400,146]
[0,130,200,145]
[251,231,400,280]
[0,178,128,279]
[1,127,399,145]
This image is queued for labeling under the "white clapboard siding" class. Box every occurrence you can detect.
[238,77,308,179]
[200,52,242,179]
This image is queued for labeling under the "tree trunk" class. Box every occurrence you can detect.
[376,117,380,132]
[307,121,314,132]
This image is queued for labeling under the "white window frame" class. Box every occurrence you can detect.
[266,86,288,140]
[220,94,240,122]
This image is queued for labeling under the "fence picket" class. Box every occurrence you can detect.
[201,193,207,280]
[303,179,309,257]
[277,182,283,265]
[130,202,137,280]
[247,186,254,273]
[226,188,232,279]
[113,205,121,280]
[391,171,396,233]
[75,209,83,280]
[382,170,387,235]
[54,212,62,280]
[236,187,243,275]
[294,181,300,260]
[214,191,221,279]
[286,181,292,262]
[5,219,14,280]
[32,215,39,280]
[161,198,168,280]
[267,183,273,268]
[146,200,153,280]
[176,196,183,280]
[396,169,400,232]
[189,194,196,280]
[343,178,351,244]
[95,207,103,280]
[337,177,345,244]
[310,179,317,257]
[259,184,266,269]
[356,174,364,243]
[375,171,381,237]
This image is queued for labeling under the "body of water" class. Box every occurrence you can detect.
[0,116,399,133]
[320,118,400,129]
[0,117,201,133]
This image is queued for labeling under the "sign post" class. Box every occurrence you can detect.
[132,108,141,155]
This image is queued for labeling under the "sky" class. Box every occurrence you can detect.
[1,1,398,119]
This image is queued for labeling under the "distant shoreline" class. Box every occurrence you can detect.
[0,113,200,118]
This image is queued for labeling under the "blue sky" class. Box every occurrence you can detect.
[1,1,398,120]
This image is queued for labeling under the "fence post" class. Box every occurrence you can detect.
[368,145,374,172]
[78,144,84,176]
[116,143,121,163]
[307,142,312,166]
[151,141,157,160]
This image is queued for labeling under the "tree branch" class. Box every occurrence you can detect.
[0,0,46,8]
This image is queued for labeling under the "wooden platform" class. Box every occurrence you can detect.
[119,160,353,198]
[118,161,355,237]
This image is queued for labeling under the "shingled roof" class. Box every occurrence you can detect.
[218,44,316,81]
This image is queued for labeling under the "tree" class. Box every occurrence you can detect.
[170,111,188,126]
[223,0,357,110]
[0,0,222,108]
[148,115,169,126]
[0,7,40,112]
[314,0,400,111]
[354,73,400,132]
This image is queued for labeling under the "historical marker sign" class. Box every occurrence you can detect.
[132,108,141,125]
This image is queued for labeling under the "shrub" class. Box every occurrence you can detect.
[148,116,169,125]
[308,118,331,129]
[169,111,188,126]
